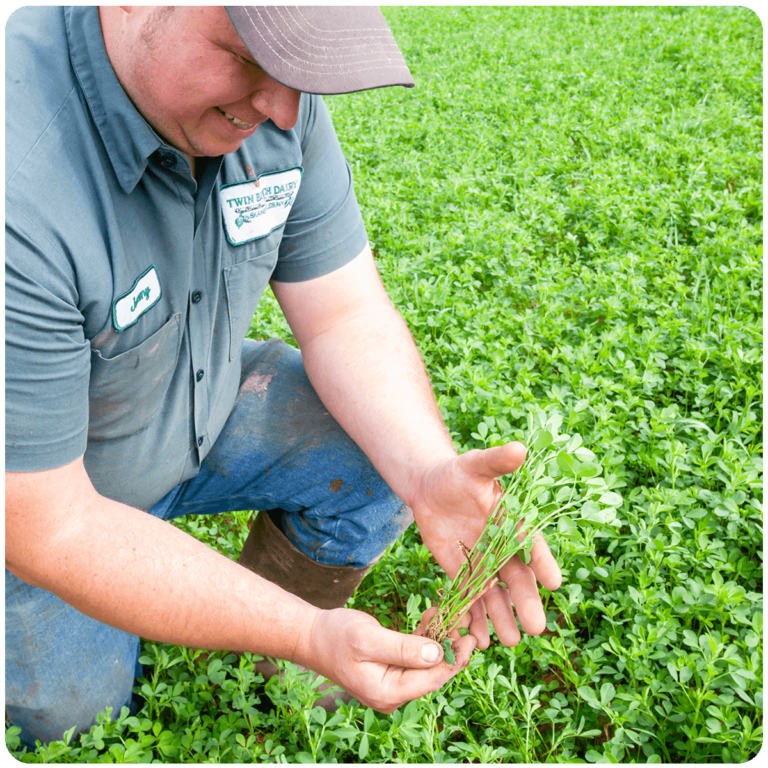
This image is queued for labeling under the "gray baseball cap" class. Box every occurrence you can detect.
[225,6,415,95]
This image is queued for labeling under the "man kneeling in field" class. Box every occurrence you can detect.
[5,5,562,747]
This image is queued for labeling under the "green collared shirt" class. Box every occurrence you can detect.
[5,6,368,509]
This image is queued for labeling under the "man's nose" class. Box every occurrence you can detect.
[251,77,302,131]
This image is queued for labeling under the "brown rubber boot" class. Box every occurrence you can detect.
[237,509,371,709]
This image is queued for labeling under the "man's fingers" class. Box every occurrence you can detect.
[364,624,476,712]
[483,584,522,646]
[528,533,563,592]
[513,523,562,593]
[380,632,476,707]
[500,556,547,636]
[415,605,473,642]
[460,442,527,481]
[468,598,491,650]
[414,606,438,637]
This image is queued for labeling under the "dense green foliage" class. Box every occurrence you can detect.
[7,6,762,763]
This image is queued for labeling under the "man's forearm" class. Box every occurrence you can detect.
[298,298,457,508]
[7,467,319,665]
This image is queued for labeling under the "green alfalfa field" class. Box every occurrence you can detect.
[7,6,762,764]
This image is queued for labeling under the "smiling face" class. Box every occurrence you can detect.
[100,6,302,160]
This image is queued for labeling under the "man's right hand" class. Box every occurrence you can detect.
[299,607,476,713]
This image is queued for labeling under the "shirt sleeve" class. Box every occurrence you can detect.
[5,202,91,471]
[270,94,369,282]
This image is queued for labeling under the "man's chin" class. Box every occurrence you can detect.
[178,114,263,159]
[196,130,264,159]
[185,137,241,159]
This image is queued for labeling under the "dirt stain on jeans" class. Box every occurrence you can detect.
[240,372,275,396]
[329,478,343,493]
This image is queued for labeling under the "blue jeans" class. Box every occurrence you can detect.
[5,338,412,748]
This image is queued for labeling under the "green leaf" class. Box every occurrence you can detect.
[578,685,600,708]
[705,718,722,735]
[325,712,346,729]
[459,627,470,636]
[566,433,583,453]
[557,452,575,475]
[359,734,370,761]
[600,683,616,707]
[523,508,539,527]
[575,460,600,478]
[579,500,603,522]
[731,668,757,681]
[311,706,326,726]
[599,491,623,507]
[333,727,360,740]
[683,630,699,648]
[502,515,519,535]
[533,428,553,451]
[558,516,577,534]
[545,412,564,433]
[406,592,422,618]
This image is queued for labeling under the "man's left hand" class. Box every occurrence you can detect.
[410,442,562,648]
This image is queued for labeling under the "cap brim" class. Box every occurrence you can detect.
[225,6,415,95]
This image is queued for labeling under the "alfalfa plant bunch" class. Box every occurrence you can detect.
[425,410,623,647]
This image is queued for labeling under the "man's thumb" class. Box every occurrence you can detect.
[462,441,527,480]
[419,641,443,664]
[372,626,444,669]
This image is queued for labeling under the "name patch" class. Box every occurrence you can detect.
[113,266,161,332]
[220,167,303,246]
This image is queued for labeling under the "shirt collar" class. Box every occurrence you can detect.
[65,6,164,194]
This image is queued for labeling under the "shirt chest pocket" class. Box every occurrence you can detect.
[224,247,279,361]
[88,313,183,440]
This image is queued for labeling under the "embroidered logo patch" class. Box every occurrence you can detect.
[113,266,161,332]
[220,167,303,246]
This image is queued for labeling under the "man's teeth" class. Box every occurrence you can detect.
[222,110,254,129]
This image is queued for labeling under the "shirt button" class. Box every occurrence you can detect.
[197,436,204,447]
[158,151,176,169]
[191,290,203,304]
[196,369,205,382]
